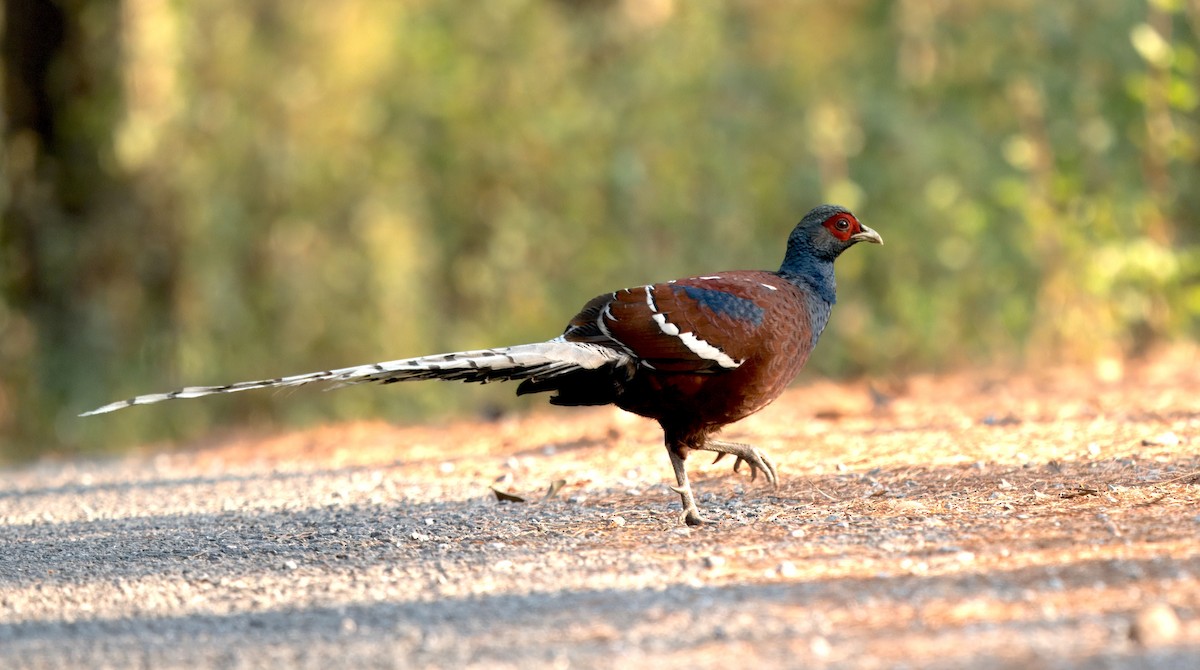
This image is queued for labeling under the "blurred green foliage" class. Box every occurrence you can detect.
[2,0,1198,458]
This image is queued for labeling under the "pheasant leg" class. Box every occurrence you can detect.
[667,449,708,526]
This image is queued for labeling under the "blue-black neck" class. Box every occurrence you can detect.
[778,254,838,305]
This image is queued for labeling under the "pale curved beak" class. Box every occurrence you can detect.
[851,225,883,245]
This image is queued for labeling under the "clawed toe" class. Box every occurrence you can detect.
[732,456,752,478]
[700,440,778,488]
[680,508,709,526]
[673,486,709,526]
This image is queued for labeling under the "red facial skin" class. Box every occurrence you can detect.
[822,213,863,241]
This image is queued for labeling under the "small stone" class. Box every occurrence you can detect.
[702,555,726,569]
[1142,432,1180,447]
[493,559,514,571]
[1130,603,1181,646]
[283,560,298,571]
[790,528,807,538]
[809,636,832,657]
[893,500,926,513]
[609,516,626,527]
[1087,442,1101,456]
[438,461,455,474]
[777,561,798,578]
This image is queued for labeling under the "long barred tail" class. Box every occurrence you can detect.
[80,340,630,417]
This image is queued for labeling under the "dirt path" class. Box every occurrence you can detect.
[2,349,1198,668]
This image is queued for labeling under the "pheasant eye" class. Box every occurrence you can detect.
[835,218,850,231]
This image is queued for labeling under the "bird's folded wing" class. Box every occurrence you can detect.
[563,275,778,373]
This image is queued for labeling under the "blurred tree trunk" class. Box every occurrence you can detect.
[2,0,154,456]
[3,0,65,305]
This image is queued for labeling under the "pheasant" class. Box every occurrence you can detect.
[83,204,882,524]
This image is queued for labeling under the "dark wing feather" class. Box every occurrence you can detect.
[561,274,783,372]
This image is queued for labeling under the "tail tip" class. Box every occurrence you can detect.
[78,402,124,417]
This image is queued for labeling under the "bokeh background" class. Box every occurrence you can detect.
[2,0,1198,459]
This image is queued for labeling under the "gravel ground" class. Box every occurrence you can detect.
[2,348,1199,668]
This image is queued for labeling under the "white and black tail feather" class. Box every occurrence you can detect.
[80,341,631,417]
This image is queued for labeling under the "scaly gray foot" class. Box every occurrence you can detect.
[700,440,779,488]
